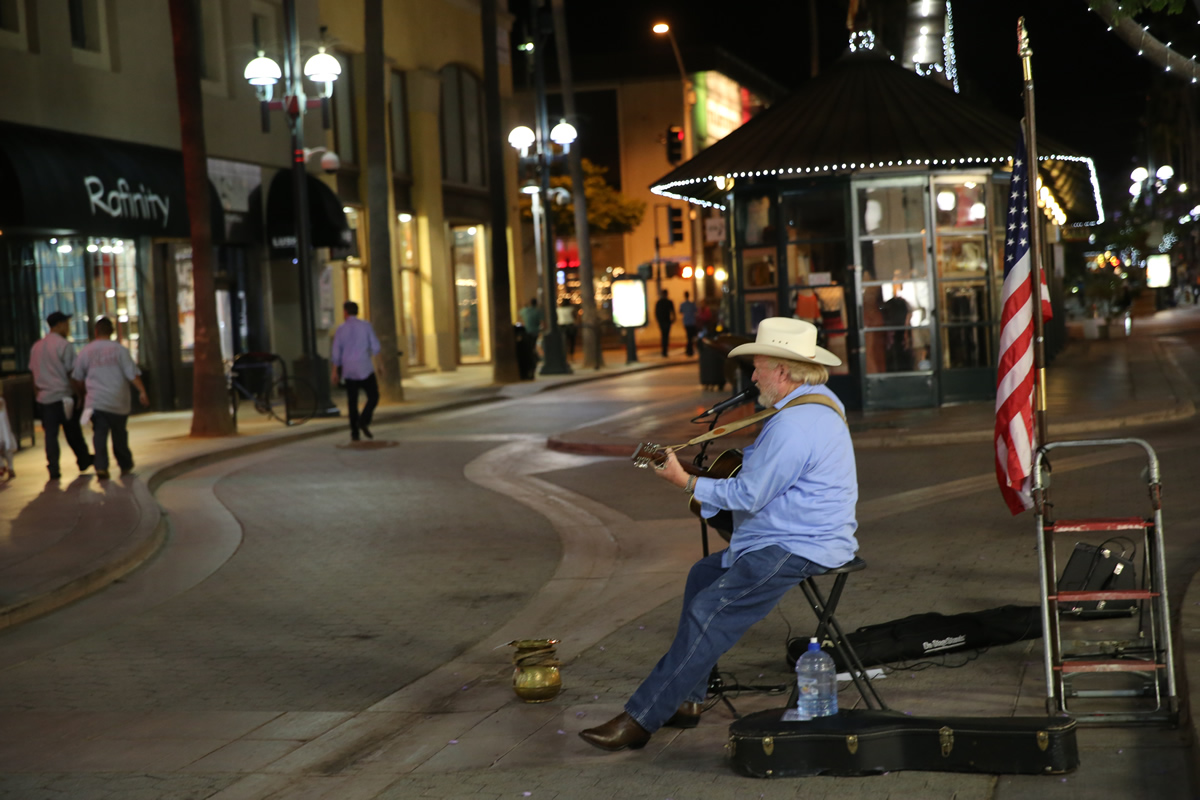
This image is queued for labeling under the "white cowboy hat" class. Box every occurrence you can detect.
[727,317,842,366]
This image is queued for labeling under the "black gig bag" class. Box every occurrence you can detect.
[787,605,1042,671]
[728,708,1078,778]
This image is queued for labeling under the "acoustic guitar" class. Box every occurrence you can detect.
[631,443,743,541]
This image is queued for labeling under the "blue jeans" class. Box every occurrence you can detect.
[38,400,91,476]
[625,546,826,732]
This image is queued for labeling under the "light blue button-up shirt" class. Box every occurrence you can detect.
[692,383,858,570]
[331,316,381,381]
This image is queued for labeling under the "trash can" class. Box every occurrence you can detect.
[698,338,726,390]
[698,334,753,392]
[514,325,537,380]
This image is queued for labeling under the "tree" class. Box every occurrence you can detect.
[1089,1,1198,78]
[364,0,403,401]
[521,159,645,236]
[168,0,235,437]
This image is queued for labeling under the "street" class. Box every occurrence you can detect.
[0,329,1199,799]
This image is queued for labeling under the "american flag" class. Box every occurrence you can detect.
[995,127,1052,515]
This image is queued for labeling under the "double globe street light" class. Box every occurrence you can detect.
[242,0,341,415]
[508,109,577,375]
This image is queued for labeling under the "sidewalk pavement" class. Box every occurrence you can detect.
[0,308,1198,791]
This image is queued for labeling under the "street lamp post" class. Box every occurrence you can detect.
[244,0,341,414]
[511,6,574,376]
[653,22,701,297]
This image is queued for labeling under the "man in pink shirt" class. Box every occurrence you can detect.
[330,301,381,441]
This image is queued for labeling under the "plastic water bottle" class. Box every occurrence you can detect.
[795,637,838,719]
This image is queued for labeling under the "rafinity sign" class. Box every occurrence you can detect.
[84,176,171,230]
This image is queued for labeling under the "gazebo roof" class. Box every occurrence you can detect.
[651,49,1103,225]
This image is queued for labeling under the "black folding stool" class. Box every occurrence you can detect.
[795,556,888,710]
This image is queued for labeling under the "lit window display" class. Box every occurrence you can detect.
[35,236,139,360]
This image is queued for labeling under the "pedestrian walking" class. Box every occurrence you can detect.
[655,290,676,357]
[679,292,698,357]
[30,311,93,480]
[331,301,381,442]
[71,317,148,480]
[557,299,578,359]
[580,318,856,752]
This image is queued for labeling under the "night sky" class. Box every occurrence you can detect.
[519,1,1200,212]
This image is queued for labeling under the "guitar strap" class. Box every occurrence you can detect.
[663,394,846,452]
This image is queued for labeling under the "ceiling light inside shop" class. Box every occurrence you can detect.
[87,244,98,252]
[969,202,986,220]
[936,190,957,211]
[106,290,116,298]
[398,213,413,222]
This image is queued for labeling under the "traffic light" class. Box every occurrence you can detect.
[667,206,684,244]
[666,125,684,164]
[664,262,679,279]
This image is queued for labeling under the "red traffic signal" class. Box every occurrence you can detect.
[666,125,684,164]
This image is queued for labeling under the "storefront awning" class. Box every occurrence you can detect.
[651,49,1103,225]
[265,170,352,254]
[0,121,240,241]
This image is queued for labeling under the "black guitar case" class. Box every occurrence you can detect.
[728,708,1078,778]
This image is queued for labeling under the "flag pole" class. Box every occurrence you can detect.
[1018,17,1050,449]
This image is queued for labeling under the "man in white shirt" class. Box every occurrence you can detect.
[29,311,92,480]
[72,317,149,480]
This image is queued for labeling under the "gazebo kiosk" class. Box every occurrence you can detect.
[651,49,1102,410]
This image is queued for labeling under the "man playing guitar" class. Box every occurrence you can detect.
[580,317,860,752]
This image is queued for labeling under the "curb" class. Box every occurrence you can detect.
[0,479,166,631]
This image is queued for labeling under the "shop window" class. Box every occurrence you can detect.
[782,188,845,241]
[35,241,88,345]
[194,0,226,84]
[859,185,925,236]
[332,51,356,167]
[390,71,411,177]
[934,179,987,231]
[36,237,140,361]
[937,235,988,278]
[0,0,27,52]
[69,0,100,51]
[451,225,488,362]
[861,278,934,375]
[0,0,17,31]
[173,247,195,363]
[250,3,280,56]
[440,65,487,188]
[68,0,111,69]
[737,193,775,246]
[933,175,994,370]
[940,282,992,369]
[861,237,927,282]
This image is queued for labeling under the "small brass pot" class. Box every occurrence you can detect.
[509,638,562,703]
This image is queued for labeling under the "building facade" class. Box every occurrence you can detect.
[0,0,524,413]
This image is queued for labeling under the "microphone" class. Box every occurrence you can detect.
[697,386,759,419]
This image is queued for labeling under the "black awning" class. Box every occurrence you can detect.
[265,170,352,253]
[0,121,190,237]
[0,121,245,240]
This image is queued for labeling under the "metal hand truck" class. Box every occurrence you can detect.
[1032,438,1179,725]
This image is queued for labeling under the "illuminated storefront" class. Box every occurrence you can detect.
[651,51,1101,410]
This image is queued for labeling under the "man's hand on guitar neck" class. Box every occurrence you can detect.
[653,450,690,490]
